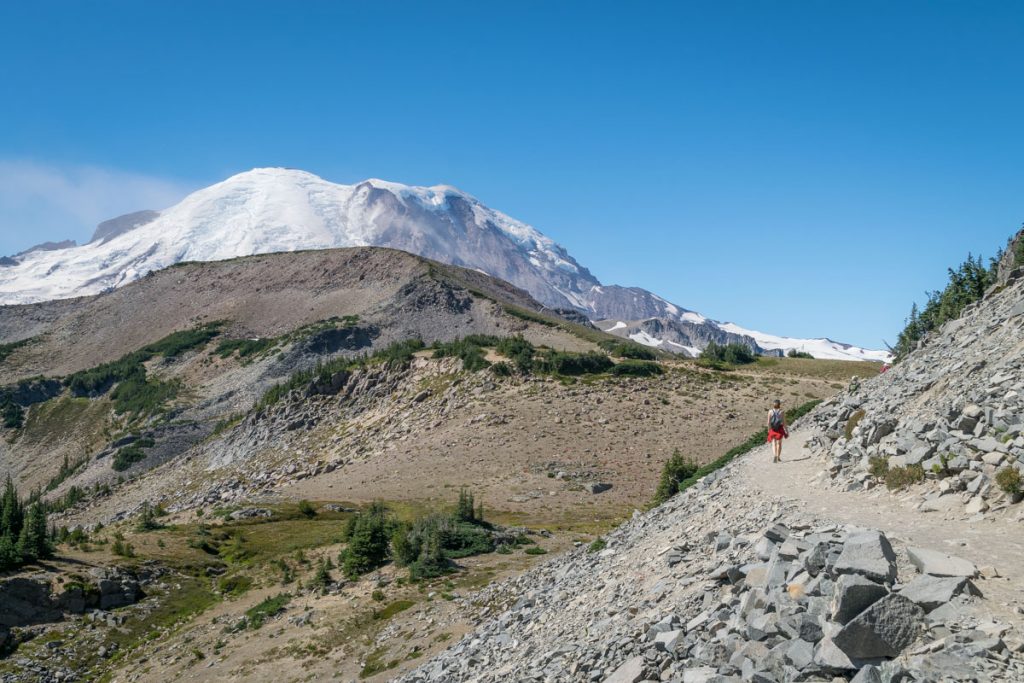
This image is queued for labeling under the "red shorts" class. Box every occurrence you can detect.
[767,429,787,442]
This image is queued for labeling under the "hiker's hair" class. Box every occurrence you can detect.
[772,399,781,408]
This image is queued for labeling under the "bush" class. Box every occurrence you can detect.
[995,467,1023,497]
[143,323,223,357]
[243,593,290,629]
[112,538,135,558]
[868,456,889,479]
[524,546,547,555]
[432,339,491,372]
[653,449,699,504]
[490,361,513,377]
[216,337,275,359]
[135,501,164,531]
[604,342,656,360]
[297,500,317,518]
[786,349,814,359]
[496,336,536,373]
[587,537,607,553]
[218,574,253,597]
[610,360,663,377]
[885,464,925,490]
[1,401,24,429]
[536,350,614,376]
[701,341,756,365]
[310,557,333,590]
[0,338,33,364]
[112,438,155,472]
[111,374,179,416]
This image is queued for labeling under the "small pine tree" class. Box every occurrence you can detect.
[410,529,448,580]
[1,475,23,540]
[0,533,18,570]
[653,450,699,505]
[135,501,162,531]
[16,503,51,562]
[455,488,475,523]
[341,502,390,579]
[311,557,333,590]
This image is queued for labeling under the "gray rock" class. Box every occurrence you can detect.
[785,639,815,669]
[604,655,645,683]
[833,531,897,584]
[898,575,979,612]
[653,629,683,653]
[831,574,888,625]
[850,665,883,683]
[906,547,978,578]
[587,482,613,494]
[833,594,924,659]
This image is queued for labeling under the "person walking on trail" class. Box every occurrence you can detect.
[767,399,788,463]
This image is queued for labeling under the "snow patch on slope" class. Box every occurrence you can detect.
[719,322,892,362]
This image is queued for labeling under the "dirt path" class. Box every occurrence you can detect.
[736,428,1024,626]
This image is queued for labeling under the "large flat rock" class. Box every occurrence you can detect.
[906,547,978,578]
[833,531,898,584]
[898,575,979,612]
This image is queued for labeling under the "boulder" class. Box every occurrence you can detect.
[833,531,897,584]
[898,575,979,612]
[681,668,719,683]
[831,574,888,625]
[832,594,924,659]
[906,547,978,578]
[90,568,143,610]
[604,655,645,683]
[653,629,683,653]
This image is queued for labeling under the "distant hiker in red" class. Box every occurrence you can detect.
[767,399,788,463]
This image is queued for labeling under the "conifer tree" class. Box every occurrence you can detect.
[1,475,23,541]
[0,533,18,570]
[16,503,51,562]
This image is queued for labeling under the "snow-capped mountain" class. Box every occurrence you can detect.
[0,167,889,360]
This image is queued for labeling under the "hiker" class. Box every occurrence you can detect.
[767,399,788,463]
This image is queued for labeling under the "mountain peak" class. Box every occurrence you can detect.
[0,168,888,360]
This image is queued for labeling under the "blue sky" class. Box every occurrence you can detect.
[1,2,1021,349]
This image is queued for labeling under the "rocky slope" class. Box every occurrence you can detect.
[804,235,1024,516]
[0,167,885,359]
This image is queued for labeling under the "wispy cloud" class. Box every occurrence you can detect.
[0,160,196,254]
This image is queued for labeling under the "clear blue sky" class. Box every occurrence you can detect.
[1,2,1022,349]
